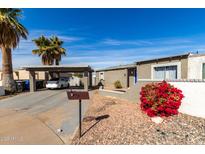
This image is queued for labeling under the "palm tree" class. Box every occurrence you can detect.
[0,8,28,93]
[32,36,66,65]
[32,35,54,65]
[50,36,66,65]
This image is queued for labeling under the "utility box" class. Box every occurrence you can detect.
[0,86,5,96]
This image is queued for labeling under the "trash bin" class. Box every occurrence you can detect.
[16,80,25,92]
[36,80,45,89]
[25,80,30,91]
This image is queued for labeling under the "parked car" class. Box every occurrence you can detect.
[46,77,69,89]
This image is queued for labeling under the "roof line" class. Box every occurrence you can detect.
[136,52,193,64]
[95,63,136,72]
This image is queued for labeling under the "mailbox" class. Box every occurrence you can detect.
[66,90,89,138]
[67,91,89,100]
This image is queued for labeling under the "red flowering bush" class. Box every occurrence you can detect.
[140,81,184,117]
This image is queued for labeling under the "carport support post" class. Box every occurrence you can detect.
[45,72,49,81]
[82,72,89,91]
[48,72,53,80]
[29,71,36,92]
[89,71,92,87]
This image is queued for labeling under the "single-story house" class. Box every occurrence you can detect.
[95,52,205,89]
[0,69,45,81]
[136,52,205,81]
[0,69,46,86]
[95,64,137,89]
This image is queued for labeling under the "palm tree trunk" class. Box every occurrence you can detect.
[1,46,16,93]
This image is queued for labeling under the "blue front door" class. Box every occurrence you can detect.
[134,68,137,84]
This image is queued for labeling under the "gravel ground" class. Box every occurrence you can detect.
[72,91,205,145]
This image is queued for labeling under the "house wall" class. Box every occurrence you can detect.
[137,58,188,79]
[0,70,45,81]
[137,63,151,79]
[96,69,128,89]
[187,55,205,79]
[98,80,155,103]
[181,58,188,79]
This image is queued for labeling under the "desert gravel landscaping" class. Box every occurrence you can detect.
[72,91,205,144]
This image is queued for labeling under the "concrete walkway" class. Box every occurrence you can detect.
[0,89,90,144]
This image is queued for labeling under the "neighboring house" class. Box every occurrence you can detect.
[95,64,137,89]
[95,52,205,89]
[0,69,84,86]
[136,52,205,80]
[0,69,46,81]
[0,68,84,88]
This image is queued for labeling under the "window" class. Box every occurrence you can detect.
[153,65,177,80]
[202,63,205,79]
[61,78,65,81]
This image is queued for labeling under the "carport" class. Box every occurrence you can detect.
[22,65,93,92]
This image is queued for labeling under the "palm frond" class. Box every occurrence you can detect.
[0,8,28,49]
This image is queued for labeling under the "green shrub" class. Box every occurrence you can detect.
[114,80,122,89]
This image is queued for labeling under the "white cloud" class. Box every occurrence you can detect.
[26,29,83,43]
[58,35,83,42]
[2,32,205,70]
[102,38,153,46]
[101,37,194,47]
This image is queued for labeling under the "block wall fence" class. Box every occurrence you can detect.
[99,79,205,118]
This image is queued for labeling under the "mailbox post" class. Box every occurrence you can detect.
[79,99,82,137]
[67,90,89,138]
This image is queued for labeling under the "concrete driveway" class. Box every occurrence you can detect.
[0,89,90,144]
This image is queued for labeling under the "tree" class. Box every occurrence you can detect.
[32,35,54,65]
[0,8,28,93]
[50,36,66,65]
[32,36,66,65]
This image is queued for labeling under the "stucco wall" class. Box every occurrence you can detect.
[96,69,128,89]
[137,58,188,79]
[0,70,45,81]
[169,81,205,118]
[187,55,205,79]
[99,80,205,119]
[18,70,45,80]
[99,80,154,103]
[137,63,151,79]
[181,58,188,79]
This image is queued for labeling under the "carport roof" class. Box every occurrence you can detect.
[21,64,93,72]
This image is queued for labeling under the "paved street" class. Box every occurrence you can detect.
[0,89,90,144]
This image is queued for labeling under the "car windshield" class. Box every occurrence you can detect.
[49,78,59,81]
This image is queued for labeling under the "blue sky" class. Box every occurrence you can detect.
[2,9,205,69]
